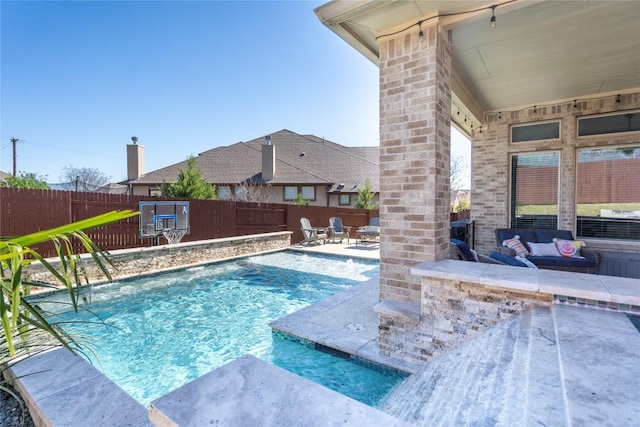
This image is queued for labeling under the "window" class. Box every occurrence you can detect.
[576,146,640,240]
[284,185,316,201]
[511,121,560,143]
[283,186,298,201]
[234,186,246,201]
[578,111,640,136]
[339,194,350,206]
[510,152,559,229]
[300,186,315,200]
[217,186,232,200]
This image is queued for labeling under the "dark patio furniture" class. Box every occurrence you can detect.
[495,228,601,274]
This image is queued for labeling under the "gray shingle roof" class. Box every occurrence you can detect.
[133,129,379,192]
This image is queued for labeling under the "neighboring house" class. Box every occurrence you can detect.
[130,129,379,207]
[0,171,9,181]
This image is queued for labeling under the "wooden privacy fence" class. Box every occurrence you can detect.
[0,188,379,258]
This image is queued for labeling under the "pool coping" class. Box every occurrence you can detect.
[411,259,640,309]
[5,347,152,427]
[148,355,412,427]
[269,278,421,375]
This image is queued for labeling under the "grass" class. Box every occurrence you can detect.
[516,203,640,217]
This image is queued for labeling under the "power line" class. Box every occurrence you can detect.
[2,137,124,160]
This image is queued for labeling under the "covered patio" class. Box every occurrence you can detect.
[315,0,640,400]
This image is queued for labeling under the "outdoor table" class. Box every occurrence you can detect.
[356,228,380,246]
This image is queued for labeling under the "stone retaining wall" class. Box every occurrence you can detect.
[25,232,292,290]
[378,276,551,364]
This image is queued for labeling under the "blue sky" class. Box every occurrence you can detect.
[1,0,469,185]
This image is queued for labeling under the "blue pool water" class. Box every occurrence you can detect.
[33,251,404,407]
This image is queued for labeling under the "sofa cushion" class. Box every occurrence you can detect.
[527,255,596,269]
[490,252,527,267]
[527,242,562,257]
[534,229,574,243]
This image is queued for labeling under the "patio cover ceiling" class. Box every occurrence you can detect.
[315,0,640,134]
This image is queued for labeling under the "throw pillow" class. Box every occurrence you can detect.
[553,238,585,258]
[502,235,529,257]
[527,242,562,257]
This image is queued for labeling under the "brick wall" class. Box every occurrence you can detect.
[378,23,452,303]
[471,93,640,255]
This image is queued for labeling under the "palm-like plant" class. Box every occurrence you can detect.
[0,210,138,364]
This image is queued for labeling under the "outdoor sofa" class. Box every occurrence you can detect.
[495,228,601,274]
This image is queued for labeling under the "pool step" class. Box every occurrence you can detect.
[381,306,566,426]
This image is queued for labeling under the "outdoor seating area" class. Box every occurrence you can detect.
[299,216,381,247]
[495,228,601,274]
[449,226,607,272]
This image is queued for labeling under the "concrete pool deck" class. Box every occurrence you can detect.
[6,241,640,426]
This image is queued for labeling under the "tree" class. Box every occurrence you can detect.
[294,192,310,206]
[450,155,471,211]
[0,172,49,189]
[231,182,273,203]
[453,192,471,212]
[354,178,378,209]
[60,166,110,192]
[161,156,216,200]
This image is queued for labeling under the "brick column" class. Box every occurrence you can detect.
[378,24,452,303]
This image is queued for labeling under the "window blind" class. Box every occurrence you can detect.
[510,152,559,229]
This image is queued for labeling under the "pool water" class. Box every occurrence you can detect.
[33,251,403,407]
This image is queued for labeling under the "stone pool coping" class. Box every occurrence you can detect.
[149,355,411,427]
[269,278,420,374]
[5,347,152,427]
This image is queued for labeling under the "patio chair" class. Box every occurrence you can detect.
[328,217,352,243]
[300,217,327,245]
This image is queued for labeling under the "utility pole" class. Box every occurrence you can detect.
[10,137,18,176]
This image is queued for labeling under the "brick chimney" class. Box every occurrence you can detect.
[262,135,275,181]
[127,136,144,181]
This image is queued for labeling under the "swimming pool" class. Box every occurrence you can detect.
[32,251,403,407]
